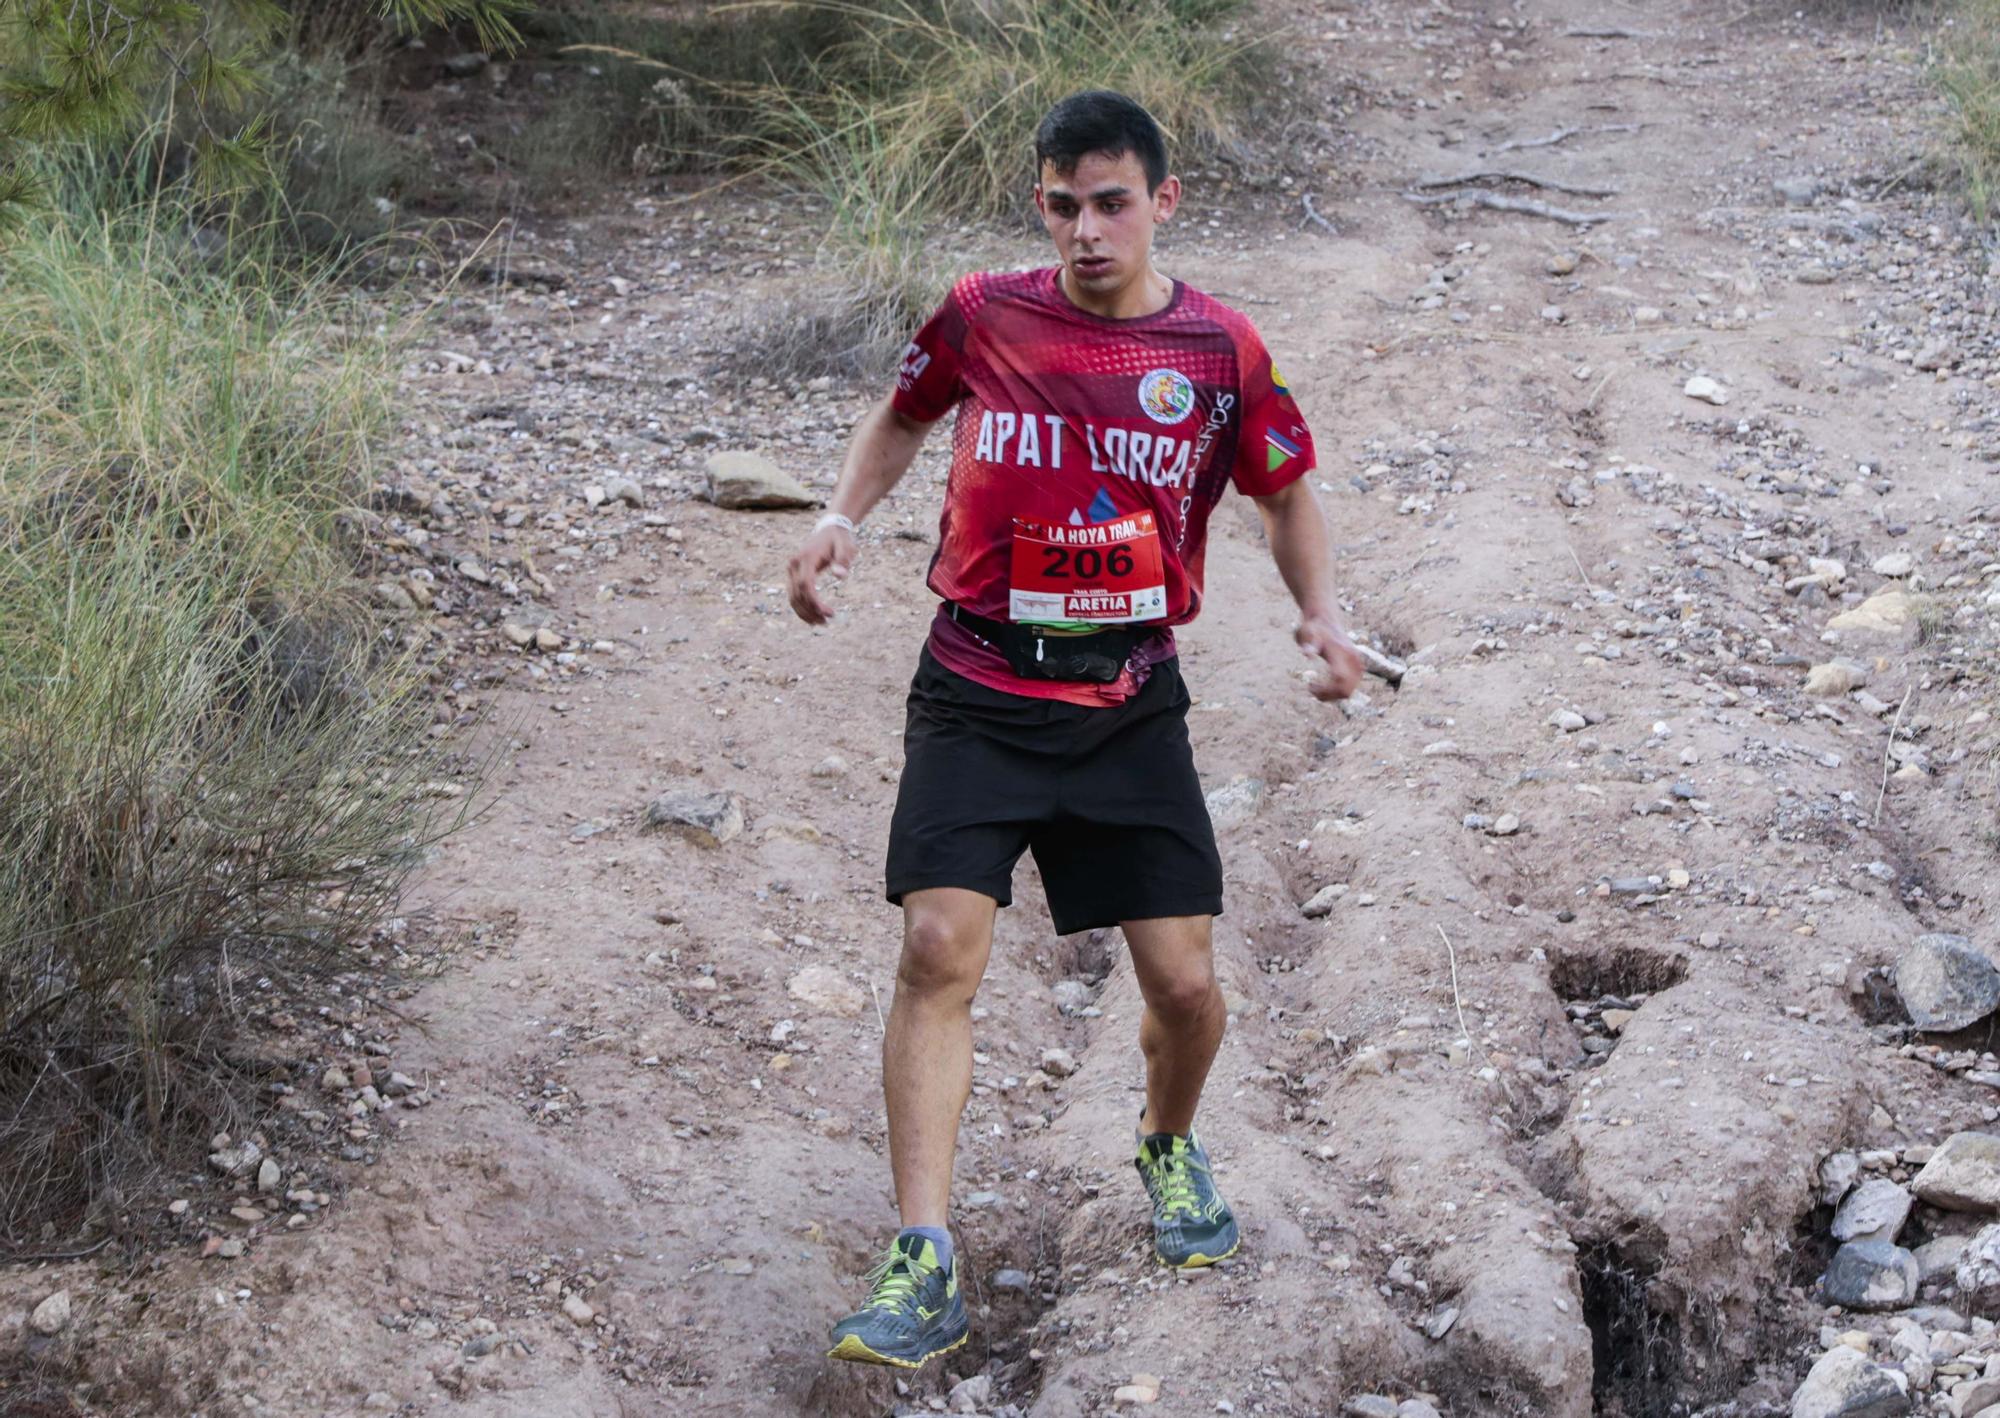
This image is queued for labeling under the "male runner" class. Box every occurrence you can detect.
[786,90,1363,1370]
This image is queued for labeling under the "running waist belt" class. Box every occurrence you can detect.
[947,604,1139,684]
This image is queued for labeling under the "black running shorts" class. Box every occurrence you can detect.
[885,647,1225,934]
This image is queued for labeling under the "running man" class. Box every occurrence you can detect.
[786,90,1363,1370]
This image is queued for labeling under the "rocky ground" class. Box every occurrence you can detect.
[16,0,2000,1414]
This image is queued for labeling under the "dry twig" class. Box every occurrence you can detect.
[1876,685,1913,823]
[1488,123,1640,154]
[1416,169,1619,198]
[1300,192,1336,234]
[1404,189,1615,227]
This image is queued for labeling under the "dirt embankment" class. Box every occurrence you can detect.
[11,1,2000,1415]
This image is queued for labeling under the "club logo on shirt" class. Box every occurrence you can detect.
[1137,368,1196,425]
[897,341,932,391]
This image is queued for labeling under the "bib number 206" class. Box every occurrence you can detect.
[1009,512,1168,625]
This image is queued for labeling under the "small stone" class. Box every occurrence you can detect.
[1398,1404,1443,1418]
[1301,884,1347,918]
[533,627,562,653]
[1820,1237,1920,1310]
[207,1138,262,1178]
[1115,1374,1162,1406]
[1683,375,1730,406]
[1342,1400,1401,1418]
[1788,1343,1911,1418]
[562,1294,595,1326]
[1914,343,1956,373]
[1040,1047,1079,1078]
[256,1158,281,1194]
[704,451,817,510]
[1896,938,2000,1034]
[1550,709,1587,732]
[786,966,866,1018]
[1805,662,1868,697]
[1958,1224,2000,1299]
[501,622,535,648]
[1052,980,1094,1013]
[1541,304,1565,323]
[1871,552,1916,578]
[811,755,849,778]
[991,1268,1033,1294]
[1832,1179,1913,1243]
[1916,1233,1971,1284]
[1488,813,1520,836]
[455,558,490,585]
[1204,777,1265,830]
[321,1066,350,1092]
[1601,1008,1635,1034]
[718,1257,755,1276]
[1797,263,1837,285]
[1548,251,1580,275]
[442,51,488,77]
[949,1375,994,1413]
[603,477,644,509]
[643,787,745,848]
[372,582,417,613]
[1423,1306,1459,1339]
[1633,305,1665,325]
[29,1290,71,1336]
[1774,175,1822,206]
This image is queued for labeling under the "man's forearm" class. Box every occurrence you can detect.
[827,399,933,525]
[1255,480,1341,621]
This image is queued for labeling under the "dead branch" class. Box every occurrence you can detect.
[1416,169,1619,198]
[1300,192,1336,235]
[1488,123,1640,155]
[1403,189,1615,227]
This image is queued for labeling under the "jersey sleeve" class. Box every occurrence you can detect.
[1230,324,1316,497]
[888,277,976,422]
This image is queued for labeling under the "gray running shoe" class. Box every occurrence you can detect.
[1135,1130,1240,1268]
[827,1232,969,1368]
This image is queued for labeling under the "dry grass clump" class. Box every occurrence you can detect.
[0,183,461,1245]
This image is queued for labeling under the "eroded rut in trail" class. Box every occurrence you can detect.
[16,0,2000,1414]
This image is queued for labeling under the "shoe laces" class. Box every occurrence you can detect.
[861,1245,938,1314]
[1148,1145,1209,1221]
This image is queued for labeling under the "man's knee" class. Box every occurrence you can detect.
[1142,965,1218,1024]
[896,910,986,998]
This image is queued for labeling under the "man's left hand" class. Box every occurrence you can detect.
[1295,615,1364,702]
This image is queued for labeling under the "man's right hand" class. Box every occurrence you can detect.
[787,522,858,625]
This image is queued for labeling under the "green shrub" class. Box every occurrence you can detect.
[0,180,462,1241]
[1939,0,2000,220]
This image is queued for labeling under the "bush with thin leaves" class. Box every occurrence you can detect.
[0,183,465,1244]
[0,0,523,219]
[1939,0,2000,221]
[567,0,1265,375]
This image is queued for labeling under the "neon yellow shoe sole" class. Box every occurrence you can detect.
[826,1327,970,1368]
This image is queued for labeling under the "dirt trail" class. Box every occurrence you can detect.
[16,0,2000,1414]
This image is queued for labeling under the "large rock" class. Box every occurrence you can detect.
[1955,1223,2000,1301]
[786,966,866,1018]
[1832,1179,1912,1244]
[29,1290,71,1336]
[644,788,744,847]
[1914,1133,2000,1212]
[704,451,816,510]
[1204,777,1265,830]
[1789,1344,1911,1418]
[1894,935,2000,1032]
[1827,591,1921,639]
[1819,1237,1920,1311]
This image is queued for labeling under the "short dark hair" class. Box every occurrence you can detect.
[1033,91,1168,193]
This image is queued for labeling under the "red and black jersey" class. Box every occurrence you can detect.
[889,267,1315,706]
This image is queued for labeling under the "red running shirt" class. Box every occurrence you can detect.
[890,268,1316,706]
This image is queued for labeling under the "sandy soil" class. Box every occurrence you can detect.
[13,0,2000,1414]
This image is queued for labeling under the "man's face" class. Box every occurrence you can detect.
[1035,149,1180,298]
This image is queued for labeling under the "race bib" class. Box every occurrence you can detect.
[1008,513,1168,625]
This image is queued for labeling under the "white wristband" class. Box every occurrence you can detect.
[815,512,857,536]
